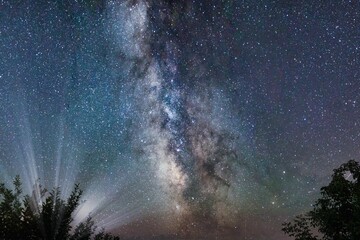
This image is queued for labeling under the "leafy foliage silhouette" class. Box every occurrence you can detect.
[282,160,360,240]
[0,176,120,240]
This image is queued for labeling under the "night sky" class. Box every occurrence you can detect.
[1,0,360,239]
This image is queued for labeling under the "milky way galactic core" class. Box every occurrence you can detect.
[1,0,360,239]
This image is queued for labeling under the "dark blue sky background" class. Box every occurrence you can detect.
[1,0,359,239]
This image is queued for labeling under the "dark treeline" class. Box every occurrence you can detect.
[0,177,120,240]
[282,160,360,240]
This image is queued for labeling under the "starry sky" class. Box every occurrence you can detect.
[0,0,359,239]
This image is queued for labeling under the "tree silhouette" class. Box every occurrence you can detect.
[0,176,120,240]
[22,195,41,239]
[282,160,360,240]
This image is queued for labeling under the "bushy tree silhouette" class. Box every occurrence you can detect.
[0,175,23,240]
[282,160,360,240]
[0,176,120,240]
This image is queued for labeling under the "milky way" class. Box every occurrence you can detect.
[1,0,360,239]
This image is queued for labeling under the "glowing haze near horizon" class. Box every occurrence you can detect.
[0,0,359,239]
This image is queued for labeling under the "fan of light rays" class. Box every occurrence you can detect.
[72,170,159,232]
[0,89,148,233]
[2,90,44,202]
